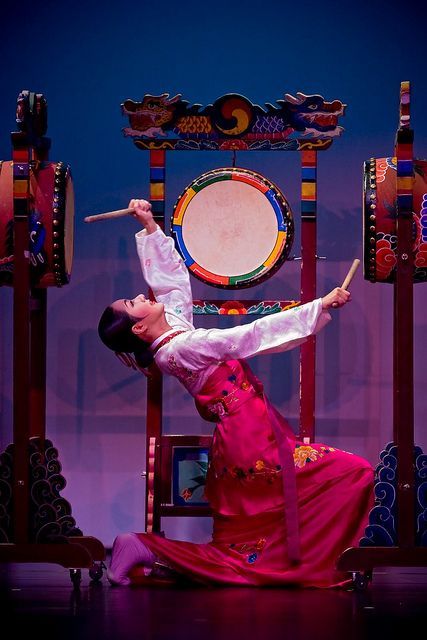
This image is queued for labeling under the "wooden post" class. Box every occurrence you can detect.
[12,137,32,543]
[300,150,317,442]
[145,149,166,533]
[393,80,415,548]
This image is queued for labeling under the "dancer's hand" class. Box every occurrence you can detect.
[129,199,157,234]
[321,287,351,309]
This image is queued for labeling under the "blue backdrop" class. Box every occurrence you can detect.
[0,0,426,546]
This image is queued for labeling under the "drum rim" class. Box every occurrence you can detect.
[171,166,294,289]
[37,161,74,288]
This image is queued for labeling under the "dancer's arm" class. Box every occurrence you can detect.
[170,289,349,368]
[131,199,194,327]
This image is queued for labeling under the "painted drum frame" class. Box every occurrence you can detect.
[363,157,427,283]
[171,167,294,289]
[0,160,74,287]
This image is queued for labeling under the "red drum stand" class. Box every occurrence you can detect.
[337,82,427,589]
[0,90,105,587]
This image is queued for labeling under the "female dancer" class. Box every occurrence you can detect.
[98,198,373,588]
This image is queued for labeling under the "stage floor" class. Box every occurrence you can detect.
[1,559,426,640]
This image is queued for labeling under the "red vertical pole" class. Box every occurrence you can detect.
[393,81,415,547]
[12,138,32,543]
[29,287,47,439]
[29,143,49,441]
[145,149,166,533]
[300,150,317,442]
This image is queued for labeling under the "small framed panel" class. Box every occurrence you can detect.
[172,446,210,506]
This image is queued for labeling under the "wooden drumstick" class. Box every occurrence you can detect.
[84,207,135,223]
[331,258,360,308]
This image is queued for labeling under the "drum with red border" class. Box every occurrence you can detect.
[172,167,294,289]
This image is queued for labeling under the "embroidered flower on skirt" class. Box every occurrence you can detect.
[293,444,336,468]
[215,460,282,483]
[229,538,267,564]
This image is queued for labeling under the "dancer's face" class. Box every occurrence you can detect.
[111,294,165,326]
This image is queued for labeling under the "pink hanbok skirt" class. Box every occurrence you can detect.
[133,442,373,587]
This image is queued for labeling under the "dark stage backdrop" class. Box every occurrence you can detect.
[0,0,426,546]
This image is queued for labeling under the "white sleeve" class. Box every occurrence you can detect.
[171,299,331,369]
[135,226,193,325]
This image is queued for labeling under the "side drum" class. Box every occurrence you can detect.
[0,160,74,287]
[363,157,427,283]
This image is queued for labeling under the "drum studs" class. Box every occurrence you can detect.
[53,231,59,237]
[370,248,375,254]
[370,238,375,244]
[370,215,376,221]
[370,204,376,210]
[370,226,375,231]
[53,219,59,225]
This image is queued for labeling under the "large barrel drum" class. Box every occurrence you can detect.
[363,157,427,283]
[0,160,74,287]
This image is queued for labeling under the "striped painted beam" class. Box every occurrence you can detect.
[149,149,166,223]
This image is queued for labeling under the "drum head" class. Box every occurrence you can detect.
[172,167,294,288]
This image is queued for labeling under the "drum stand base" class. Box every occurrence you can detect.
[0,538,105,568]
[0,540,106,587]
[336,441,427,586]
[0,437,106,584]
[338,546,427,570]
